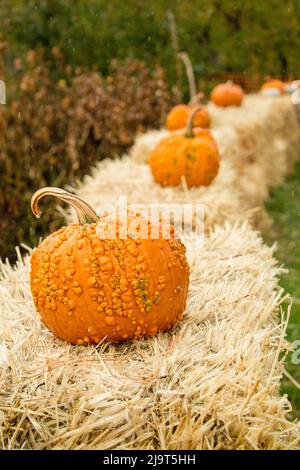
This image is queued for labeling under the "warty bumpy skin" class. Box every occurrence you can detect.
[30,199,189,345]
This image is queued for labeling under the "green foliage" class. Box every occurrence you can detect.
[265,161,300,419]
[2,0,300,87]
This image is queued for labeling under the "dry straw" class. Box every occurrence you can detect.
[73,156,255,233]
[1,94,300,449]
[0,225,299,449]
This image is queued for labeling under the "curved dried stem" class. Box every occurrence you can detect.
[179,52,197,101]
[185,106,203,138]
[189,92,204,107]
[31,187,98,225]
[167,10,182,102]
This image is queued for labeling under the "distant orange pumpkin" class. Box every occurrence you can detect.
[261,79,285,95]
[211,82,244,107]
[166,104,211,131]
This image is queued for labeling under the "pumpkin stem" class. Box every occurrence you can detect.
[179,52,197,100]
[189,91,204,107]
[31,187,98,225]
[185,106,203,138]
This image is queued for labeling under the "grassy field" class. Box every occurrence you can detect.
[265,162,300,419]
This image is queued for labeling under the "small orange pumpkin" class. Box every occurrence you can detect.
[261,79,285,95]
[166,53,211,131]
[166,103,211,131]
[211,82,244,107]
[150,107,220,188]
[30,188,189,345]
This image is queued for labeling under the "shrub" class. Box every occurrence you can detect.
[0,47,171,260]
[2,0,300,83]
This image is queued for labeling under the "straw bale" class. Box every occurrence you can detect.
[131,129,169,164]
[1,224,299,449]
[207,94,275,128]
[73,156,256,231]
[209,94,300,187]
[1,94,299,451]
[129,95,300,219]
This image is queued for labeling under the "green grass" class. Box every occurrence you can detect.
[265,161,300,419]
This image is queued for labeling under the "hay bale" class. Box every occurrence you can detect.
[209,94,300,188]
[1,224,299,449]
[207,94,275,128]
[72,156,256,231]
[129,94,300,223]
[269,97,300,171]
[131,129,169,164]
[1,93,299,450]
[194,98,297,178]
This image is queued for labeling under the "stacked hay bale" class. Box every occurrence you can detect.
[73,157,252,233]
[209,95,300,202]
[130,95,300,223]
[0,226,299,449]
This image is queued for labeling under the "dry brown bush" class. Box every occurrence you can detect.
[0,46,171,259]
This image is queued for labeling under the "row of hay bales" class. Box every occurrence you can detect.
[77,95,300,231]
[1,94,300,450]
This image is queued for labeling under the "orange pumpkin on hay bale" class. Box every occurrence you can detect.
[30,188,189,345]
[150,107,220,188]
[211,81,244,107]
